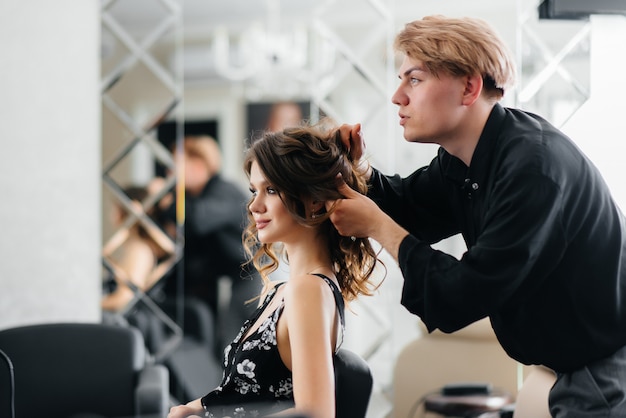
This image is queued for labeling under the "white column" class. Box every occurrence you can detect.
[0,1,101,329]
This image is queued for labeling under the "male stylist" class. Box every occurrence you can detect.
[329,15,626,416]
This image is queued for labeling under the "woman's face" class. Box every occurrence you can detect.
[247,161,302,245]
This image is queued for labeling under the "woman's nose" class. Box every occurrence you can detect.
[249,196,263,214]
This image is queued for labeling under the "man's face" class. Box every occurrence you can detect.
[391,55,467,145]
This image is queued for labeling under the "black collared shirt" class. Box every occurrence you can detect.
[369,103,626,372]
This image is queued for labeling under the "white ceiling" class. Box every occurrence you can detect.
[102,0,589,110]
[102,0,527,89]
[105,0,519,40]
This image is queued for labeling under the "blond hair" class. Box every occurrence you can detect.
[394,15,516,99]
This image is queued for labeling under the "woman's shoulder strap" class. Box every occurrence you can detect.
[260,281,287,305]
[310,273,345,330]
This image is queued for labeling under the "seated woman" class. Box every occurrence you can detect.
[167,122,383,418]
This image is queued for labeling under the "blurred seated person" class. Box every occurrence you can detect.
[151,135,261,355]
[102,186,174,312]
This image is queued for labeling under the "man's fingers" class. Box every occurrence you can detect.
[326,174,359,212]
[349,123,362,146]
[337,125,354,150]
[337,180,356,198]
[334,173,361,199]
[336,123,362,152]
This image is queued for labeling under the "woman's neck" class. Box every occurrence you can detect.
[283,234,333,278]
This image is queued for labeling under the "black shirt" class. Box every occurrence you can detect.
[369,103,626,372]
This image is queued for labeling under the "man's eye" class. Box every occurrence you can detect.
[410,77,419,85]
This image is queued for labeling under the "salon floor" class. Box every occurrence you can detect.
[342,262,423,418]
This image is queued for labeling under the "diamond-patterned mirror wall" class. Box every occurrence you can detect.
[101,0,184,362]
[517,0,591,128]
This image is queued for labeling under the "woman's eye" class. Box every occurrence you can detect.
[249,188,257,196]
[267,187,277,195]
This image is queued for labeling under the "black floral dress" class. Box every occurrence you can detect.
[200,273,345,417]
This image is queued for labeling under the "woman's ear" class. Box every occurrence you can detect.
[311,200,325,213]
[309,200,326,219]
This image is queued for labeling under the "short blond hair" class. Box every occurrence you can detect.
[394,15,516,99]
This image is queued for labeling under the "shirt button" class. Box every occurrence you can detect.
[472,183,479,190]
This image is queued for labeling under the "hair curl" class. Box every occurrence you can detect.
[243,122,383,302]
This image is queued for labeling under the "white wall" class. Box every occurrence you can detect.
[562,15,626,212]
[0,1,101,330]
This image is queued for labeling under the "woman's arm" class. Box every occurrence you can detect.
[101,238,156,311]
[275,275,338,418]
[167,397,204,418]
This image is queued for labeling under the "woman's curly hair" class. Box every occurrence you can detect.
[242,122,383,302]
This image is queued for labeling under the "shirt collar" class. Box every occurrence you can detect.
[443,103,507,193]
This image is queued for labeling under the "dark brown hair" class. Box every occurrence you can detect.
[243,123,382,301]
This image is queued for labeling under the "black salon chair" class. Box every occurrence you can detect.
[334,348,373,418]
[0,322,169,418]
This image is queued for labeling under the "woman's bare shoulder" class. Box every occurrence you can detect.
[283,274,335,306]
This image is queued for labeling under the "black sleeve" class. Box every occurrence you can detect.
[398,170,566,333]
[367,161,459,244]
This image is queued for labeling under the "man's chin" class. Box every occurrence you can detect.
[404,133,435,145]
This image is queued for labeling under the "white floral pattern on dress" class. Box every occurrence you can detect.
[270,378,294,398]
[233,376,261,395]
[242,309,278,351]
[237,359,256,379]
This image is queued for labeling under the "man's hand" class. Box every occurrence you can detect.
[335,123,372,180]
[327,176,378,239]
[326,175,409,261]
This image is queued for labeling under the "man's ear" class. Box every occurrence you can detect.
[462,74,483,106]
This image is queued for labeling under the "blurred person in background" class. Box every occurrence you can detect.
[152,135,261,357]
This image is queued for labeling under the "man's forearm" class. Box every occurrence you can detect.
[370,211,409,262]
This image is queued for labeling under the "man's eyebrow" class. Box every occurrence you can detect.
[399,66,425,78]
